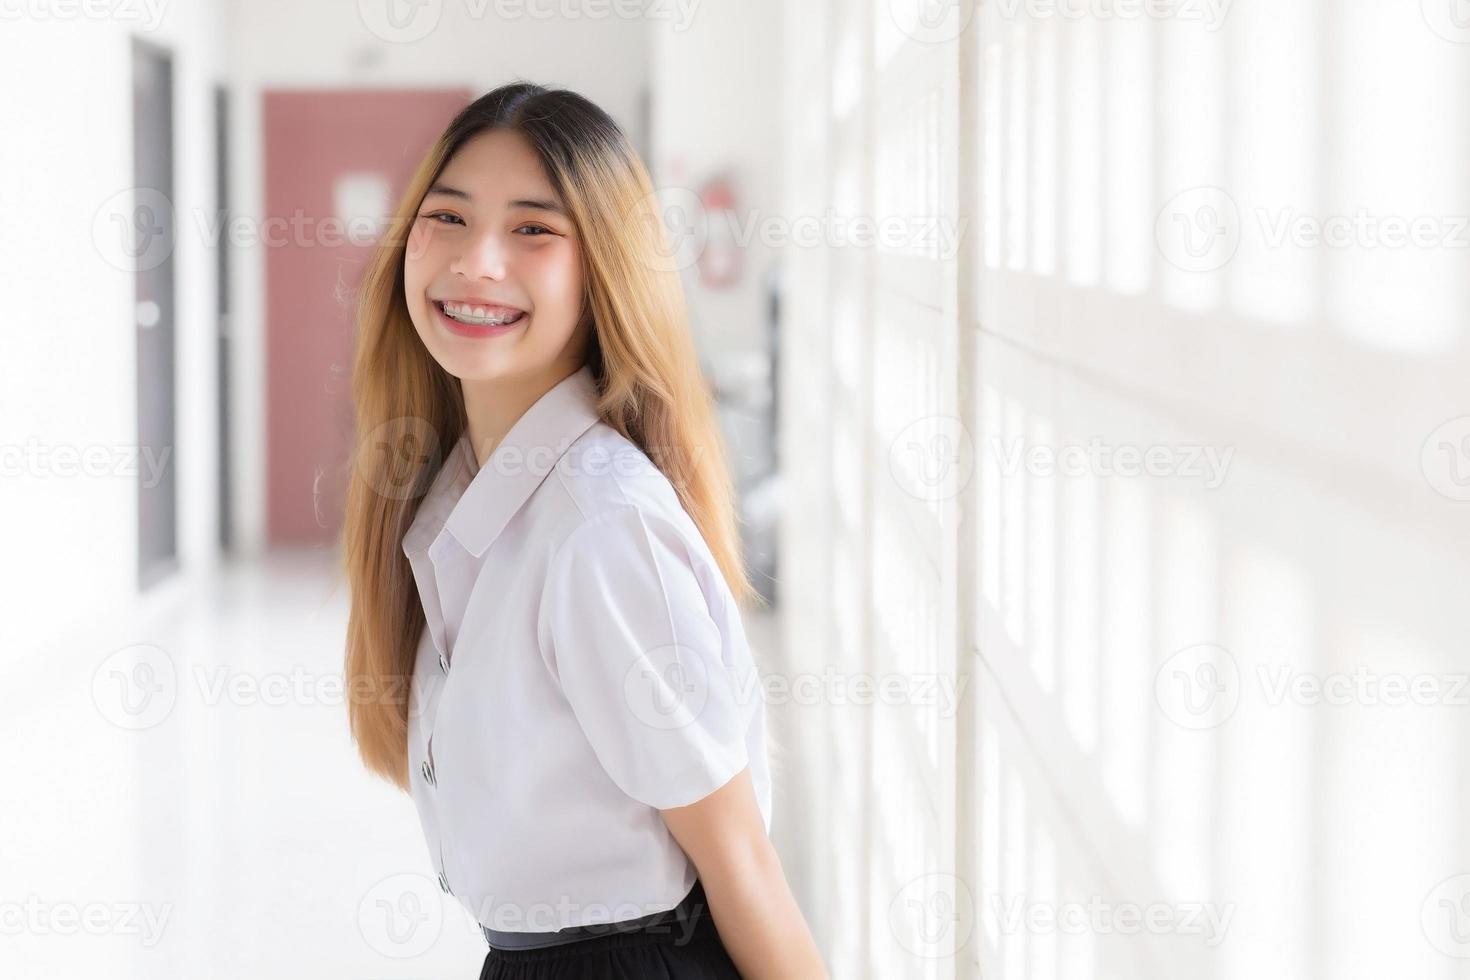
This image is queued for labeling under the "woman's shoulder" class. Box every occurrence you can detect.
[548,421,687,525]
[541,421,718,578]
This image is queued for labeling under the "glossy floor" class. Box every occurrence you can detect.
[1,547,797,980]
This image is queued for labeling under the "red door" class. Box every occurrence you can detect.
[264,88,471,545]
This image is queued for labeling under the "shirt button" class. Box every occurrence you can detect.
[420,759,435,786]
[437,871,450,893]
[438,652,450,674]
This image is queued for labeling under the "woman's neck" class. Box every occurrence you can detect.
[459,363,580,470]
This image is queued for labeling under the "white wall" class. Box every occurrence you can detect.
[780,0,1470,976]
[0,5,227,657]
[647,0,783,487]
[780,0,962,973]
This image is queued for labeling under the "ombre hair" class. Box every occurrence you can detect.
[341,81,759,789]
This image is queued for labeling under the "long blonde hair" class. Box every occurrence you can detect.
[341,82,760,789]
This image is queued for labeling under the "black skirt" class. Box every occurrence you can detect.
[478,880,742,980]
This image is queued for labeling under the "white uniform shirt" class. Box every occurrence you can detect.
[402,364,772,934]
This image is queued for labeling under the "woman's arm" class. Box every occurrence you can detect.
[660,768,830,980]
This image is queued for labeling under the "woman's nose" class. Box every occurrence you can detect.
[448,231,508,280]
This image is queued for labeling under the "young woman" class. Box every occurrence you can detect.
[341,82,828,979]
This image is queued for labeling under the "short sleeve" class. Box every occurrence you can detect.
[538,505,751,810]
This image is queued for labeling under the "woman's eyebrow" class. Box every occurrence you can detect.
[511,197,568,217]
[425,182,566,216]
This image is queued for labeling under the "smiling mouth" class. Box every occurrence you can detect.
[434,300,528,327]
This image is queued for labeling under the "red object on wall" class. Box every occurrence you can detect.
[263,88,471,545]
[697,173,742,289]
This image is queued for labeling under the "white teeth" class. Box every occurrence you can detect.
[438,301,525,326]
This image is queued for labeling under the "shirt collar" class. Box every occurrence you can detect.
[402,364,602,561]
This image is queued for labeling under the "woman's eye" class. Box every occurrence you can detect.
[516,225,552,236]
[420,212,463,226]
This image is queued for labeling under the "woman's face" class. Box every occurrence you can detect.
[403,129,587,382]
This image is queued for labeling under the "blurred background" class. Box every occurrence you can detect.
[3,0,1470,977]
